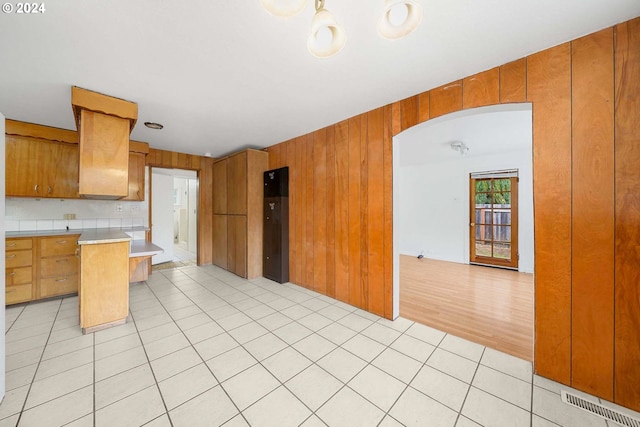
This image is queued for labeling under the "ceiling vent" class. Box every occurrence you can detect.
[561,390,640,427]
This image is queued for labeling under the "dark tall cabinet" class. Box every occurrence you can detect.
[263,167,289,283]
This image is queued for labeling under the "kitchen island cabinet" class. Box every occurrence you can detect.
[78,230,130,333]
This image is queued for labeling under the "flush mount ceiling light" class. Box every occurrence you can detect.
[307,0,346,58]
[144,122,163,130]
[378,0,423,39]
[450,140,469,155]
[260,0,422,58]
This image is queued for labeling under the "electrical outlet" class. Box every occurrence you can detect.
[116,204,123,212]
[130,205,139,211]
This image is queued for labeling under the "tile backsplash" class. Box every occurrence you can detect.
[5,197,148,232]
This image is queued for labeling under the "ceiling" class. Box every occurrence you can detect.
[1,1,639,158]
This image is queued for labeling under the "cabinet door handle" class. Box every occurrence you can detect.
[6,254,16,259]
[7,272,15,276]
[56,240,67,244]
[6,243,16,247]
[6,289,16,294]
[48,186,52,194]
[34,184,39,193]
[56,259,69,263]
[55,278,68,282]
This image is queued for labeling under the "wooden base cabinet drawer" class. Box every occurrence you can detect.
[6,283,33,304]
[6,267,32,286]
[6,250,33,268]
[39,275,78,298]
[40,255,79,277]
[6,239,32,251]
[40,236,79,257]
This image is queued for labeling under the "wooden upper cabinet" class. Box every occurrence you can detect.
[72,86,138,199]
[5,136,79,198]
[78,110,130,199]
[122,152,146,201]
[227,151,248,215]
[213,159,228,214]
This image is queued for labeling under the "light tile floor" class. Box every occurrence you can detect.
[2,264,639,426]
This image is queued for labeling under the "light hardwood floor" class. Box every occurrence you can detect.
[400,255,533,361]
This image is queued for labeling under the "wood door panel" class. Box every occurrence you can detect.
[122,152,145,201]
[40,236,80,257]
[429,81,463,119]
[614,17,640,412]
[500,58,527,103]
[227,152,247,215]
[527,43,572,385]
[212,214,228,269]
[6,266,32,286]
[5,136,42,197]
[463,68,500,109]
[6,250,32,268]
[246,150,268,279]
[40,255,79,277]
[228,215,247,278]
[571,28,615,400]
[213,159,228,214]
[40,275,78,298]
[78,110,129,198]
[304,134,314,289]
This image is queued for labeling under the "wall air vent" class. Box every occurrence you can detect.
[561,390,640,427]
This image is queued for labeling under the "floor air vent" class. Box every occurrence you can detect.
[561,390,640,427]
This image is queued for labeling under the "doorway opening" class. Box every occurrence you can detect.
[151,168,198,267]
[470,171,519,269]
[393,103,534,360]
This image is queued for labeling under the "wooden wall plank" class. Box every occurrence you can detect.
[391,101,401,136]
[313,129,328,294]
[367,108,385,316]
[463,68,500,109]
[295,136,306,287]
[429,80,463,119]
[500,58,527,103]
[614,17,640,412]
[304,134,315,288]
[197,157,214,265]
[326,125,337,299]
[383,105,394,319]
[289,138,301,285]
[400,95,419,132]
[527,43,573,385]
[571,28,615,400]
[418,91,430,124]
[334,120,350,303]
[360,115,369,310]
[348,116,363,308]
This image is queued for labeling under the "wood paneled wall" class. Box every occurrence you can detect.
[266,17,640,411]
[147,148,214,266]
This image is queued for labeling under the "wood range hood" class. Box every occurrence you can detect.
[71,86,138,199]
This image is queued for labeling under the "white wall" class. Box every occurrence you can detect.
[396,104,534,273]
[1,113,6,400]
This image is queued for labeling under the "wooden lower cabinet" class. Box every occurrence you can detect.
[212,214,228,269]
[6,238,34,305]
[79,241,129,332]
[5,235,80,305]
[228,215,247,278]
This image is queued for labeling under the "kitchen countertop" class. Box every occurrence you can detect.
[77,229,132,245]
[5,226,148,239]
[5,227,162,256]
